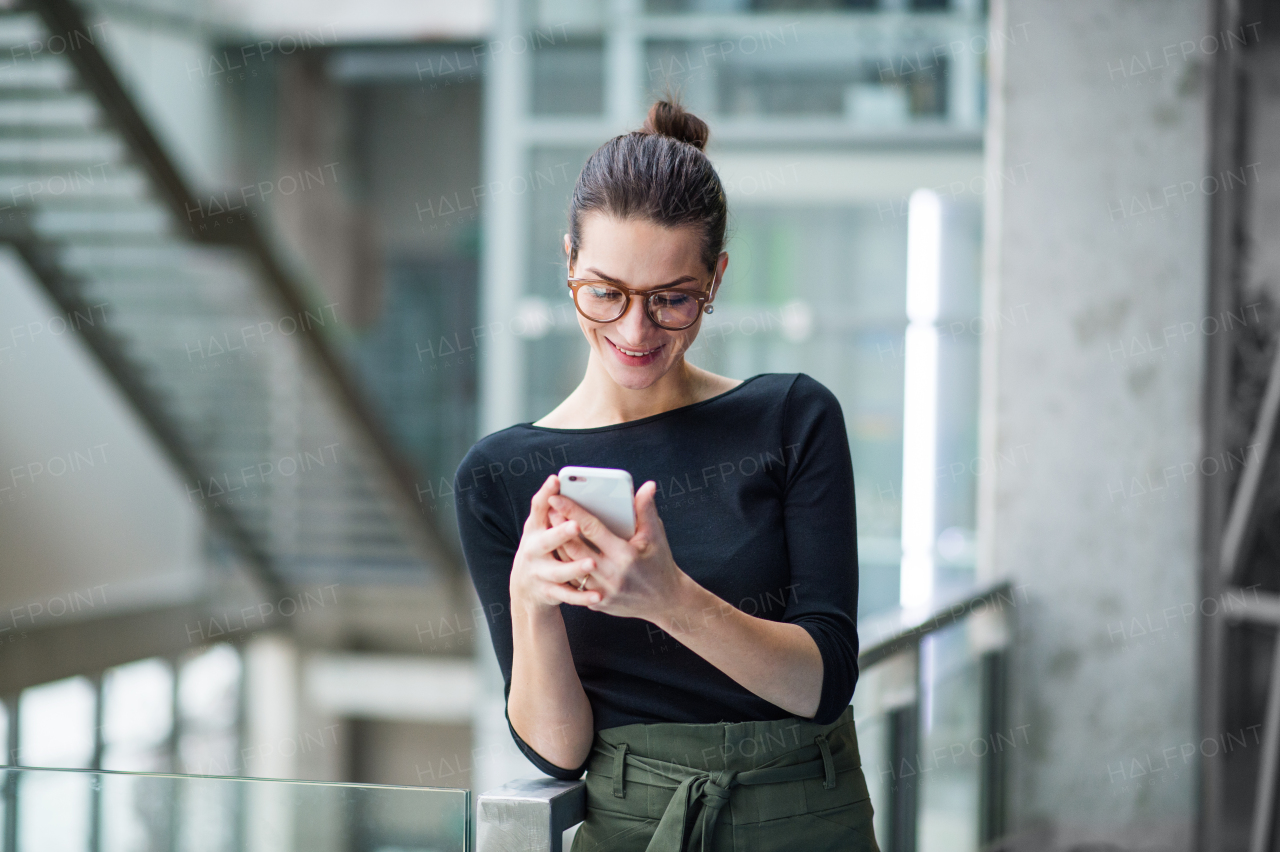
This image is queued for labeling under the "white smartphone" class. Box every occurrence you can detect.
[557,466,636,539]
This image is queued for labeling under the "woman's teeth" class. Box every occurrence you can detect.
[615,342,657,357]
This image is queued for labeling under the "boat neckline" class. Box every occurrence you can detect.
[515,373,768,434]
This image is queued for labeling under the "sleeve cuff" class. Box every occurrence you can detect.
[797,621,858,725]
[505,704,590,780]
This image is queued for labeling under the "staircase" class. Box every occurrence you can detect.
[0,0,452,597]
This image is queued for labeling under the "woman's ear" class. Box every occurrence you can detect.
[563,234,573,274]
[709,251,729,301]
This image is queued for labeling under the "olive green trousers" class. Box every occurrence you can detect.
[569,706,880,852]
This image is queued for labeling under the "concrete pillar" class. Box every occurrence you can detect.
[479,0,532,433]
[242,632,300,780]
[979,1,1210,847]
[241,633,301,852]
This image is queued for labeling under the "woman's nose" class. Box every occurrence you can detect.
[619,294,655,337]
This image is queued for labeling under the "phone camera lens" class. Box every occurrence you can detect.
[569,476,579,481]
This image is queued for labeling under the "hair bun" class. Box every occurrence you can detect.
[642,100,710,151]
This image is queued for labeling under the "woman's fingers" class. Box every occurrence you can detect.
[524,475,560,535]
[530,519,580,555]
[547,534,593,573]
[548,508,568,561]
[536,557,595,585]
[557,533,593,562]
[547,494,625,558]
[543,582,602,607]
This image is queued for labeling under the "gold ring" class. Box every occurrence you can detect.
[577,577,587,590]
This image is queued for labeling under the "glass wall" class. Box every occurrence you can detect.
[102,659,174,772]
[0,647,247,852]
[177,645,243,776]
[18,677,97,770]
[6,647,242,776]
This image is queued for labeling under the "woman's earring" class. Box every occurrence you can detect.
[704,304,714,315]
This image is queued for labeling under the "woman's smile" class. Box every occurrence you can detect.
[606,337,664,366]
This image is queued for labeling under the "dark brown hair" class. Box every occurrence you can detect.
[568,99,727,274]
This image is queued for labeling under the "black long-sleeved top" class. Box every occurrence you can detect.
[453,372,860,780]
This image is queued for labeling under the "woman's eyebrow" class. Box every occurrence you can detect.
[584,268,697,288]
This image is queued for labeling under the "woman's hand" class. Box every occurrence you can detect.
[547,481,689,623]
[546,478,824,720]
[510,475,603,611]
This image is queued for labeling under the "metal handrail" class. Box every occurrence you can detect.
[477,580,1014,851]
[857,580,1016,668]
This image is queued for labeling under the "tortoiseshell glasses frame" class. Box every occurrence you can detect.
[566,276,716,331]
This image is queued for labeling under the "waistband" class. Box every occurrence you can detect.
[586,707,861,852]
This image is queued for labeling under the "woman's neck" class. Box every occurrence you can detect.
[534,356,738,429]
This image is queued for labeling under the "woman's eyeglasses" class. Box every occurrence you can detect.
[567,277,715,331]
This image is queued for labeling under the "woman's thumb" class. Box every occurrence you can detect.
[634,481,661,534]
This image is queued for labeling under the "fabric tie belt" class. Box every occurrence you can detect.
[590,729,850,852]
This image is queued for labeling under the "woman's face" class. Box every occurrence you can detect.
[566,213,726,391]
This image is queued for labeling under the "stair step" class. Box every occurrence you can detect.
[61,246,252,277]
[0,183,151,207]
[0,13,47,45]
[0,94,100,127]
[0,55,76,90]
[0,167,149,201]
[0,133,125,161]
[32,206,173,236]
[23,192,160,209]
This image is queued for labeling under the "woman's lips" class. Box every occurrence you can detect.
[606,337,663,366]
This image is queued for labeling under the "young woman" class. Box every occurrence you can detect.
[455,100,879,851]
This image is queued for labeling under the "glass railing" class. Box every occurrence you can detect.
[853,582,1013,851]
[0,765,469,852]
[477,582,1014,852]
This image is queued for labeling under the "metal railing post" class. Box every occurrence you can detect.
[886,702,919,852]
[477,778,586,852]
[3,694,18,852]
[978,648,1008,844]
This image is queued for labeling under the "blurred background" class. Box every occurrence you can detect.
[0,0,1277,849]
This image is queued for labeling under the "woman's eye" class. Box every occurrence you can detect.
[587,287,621,300]
[653,293,692,308]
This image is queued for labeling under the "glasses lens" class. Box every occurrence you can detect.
[576,282,627,322]
[648,291,701,329]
